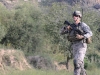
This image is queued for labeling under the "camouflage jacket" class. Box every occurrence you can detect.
[60,22,93,42]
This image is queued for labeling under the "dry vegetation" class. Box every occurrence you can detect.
[0,49,31,72]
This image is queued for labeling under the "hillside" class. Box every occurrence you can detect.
[0,0,38,9]
[66,0,100,6]
[1,0,100,9]
[0,49,69,74]
[0,50,31,72]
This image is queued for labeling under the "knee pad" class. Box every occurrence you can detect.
[74,59,81,69]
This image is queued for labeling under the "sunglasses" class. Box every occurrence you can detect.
[73,14,79,17]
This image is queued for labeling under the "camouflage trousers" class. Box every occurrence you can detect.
[72,41,87,75]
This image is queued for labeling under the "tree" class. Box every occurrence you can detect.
[0,2,44,54]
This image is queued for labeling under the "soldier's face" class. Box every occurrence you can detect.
[73,16,80,24]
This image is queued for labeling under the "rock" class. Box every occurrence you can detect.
[93,4,100,9]
[27,55,54,70]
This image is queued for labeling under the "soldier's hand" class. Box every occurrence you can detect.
[66,26,72,30]
[64,25,72,30]
[76,34,84,39]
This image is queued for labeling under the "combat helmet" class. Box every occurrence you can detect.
[73,11,82,18]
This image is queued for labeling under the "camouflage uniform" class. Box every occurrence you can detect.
[73,22,92,75]
[60,22,92,75]
[72,42,86,75]
[61,10,93,75]
[72,22,92,75]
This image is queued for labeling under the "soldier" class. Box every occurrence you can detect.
[60,11,93,75]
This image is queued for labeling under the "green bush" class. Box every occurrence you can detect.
[0,2,44,54]
[84,59,97,70]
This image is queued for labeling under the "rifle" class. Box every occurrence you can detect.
[63,21,72,30]
[63,20,84,35]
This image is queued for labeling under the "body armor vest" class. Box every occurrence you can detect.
[67,23,84,42]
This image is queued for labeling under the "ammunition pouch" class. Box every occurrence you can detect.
[86,37,92,44]
[67,35,82,42]
[67,30,83,42]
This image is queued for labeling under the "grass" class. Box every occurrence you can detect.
[87,69,100,75]
[0,50,99,75]
[1,69,72,75]
[0,68,99,75]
